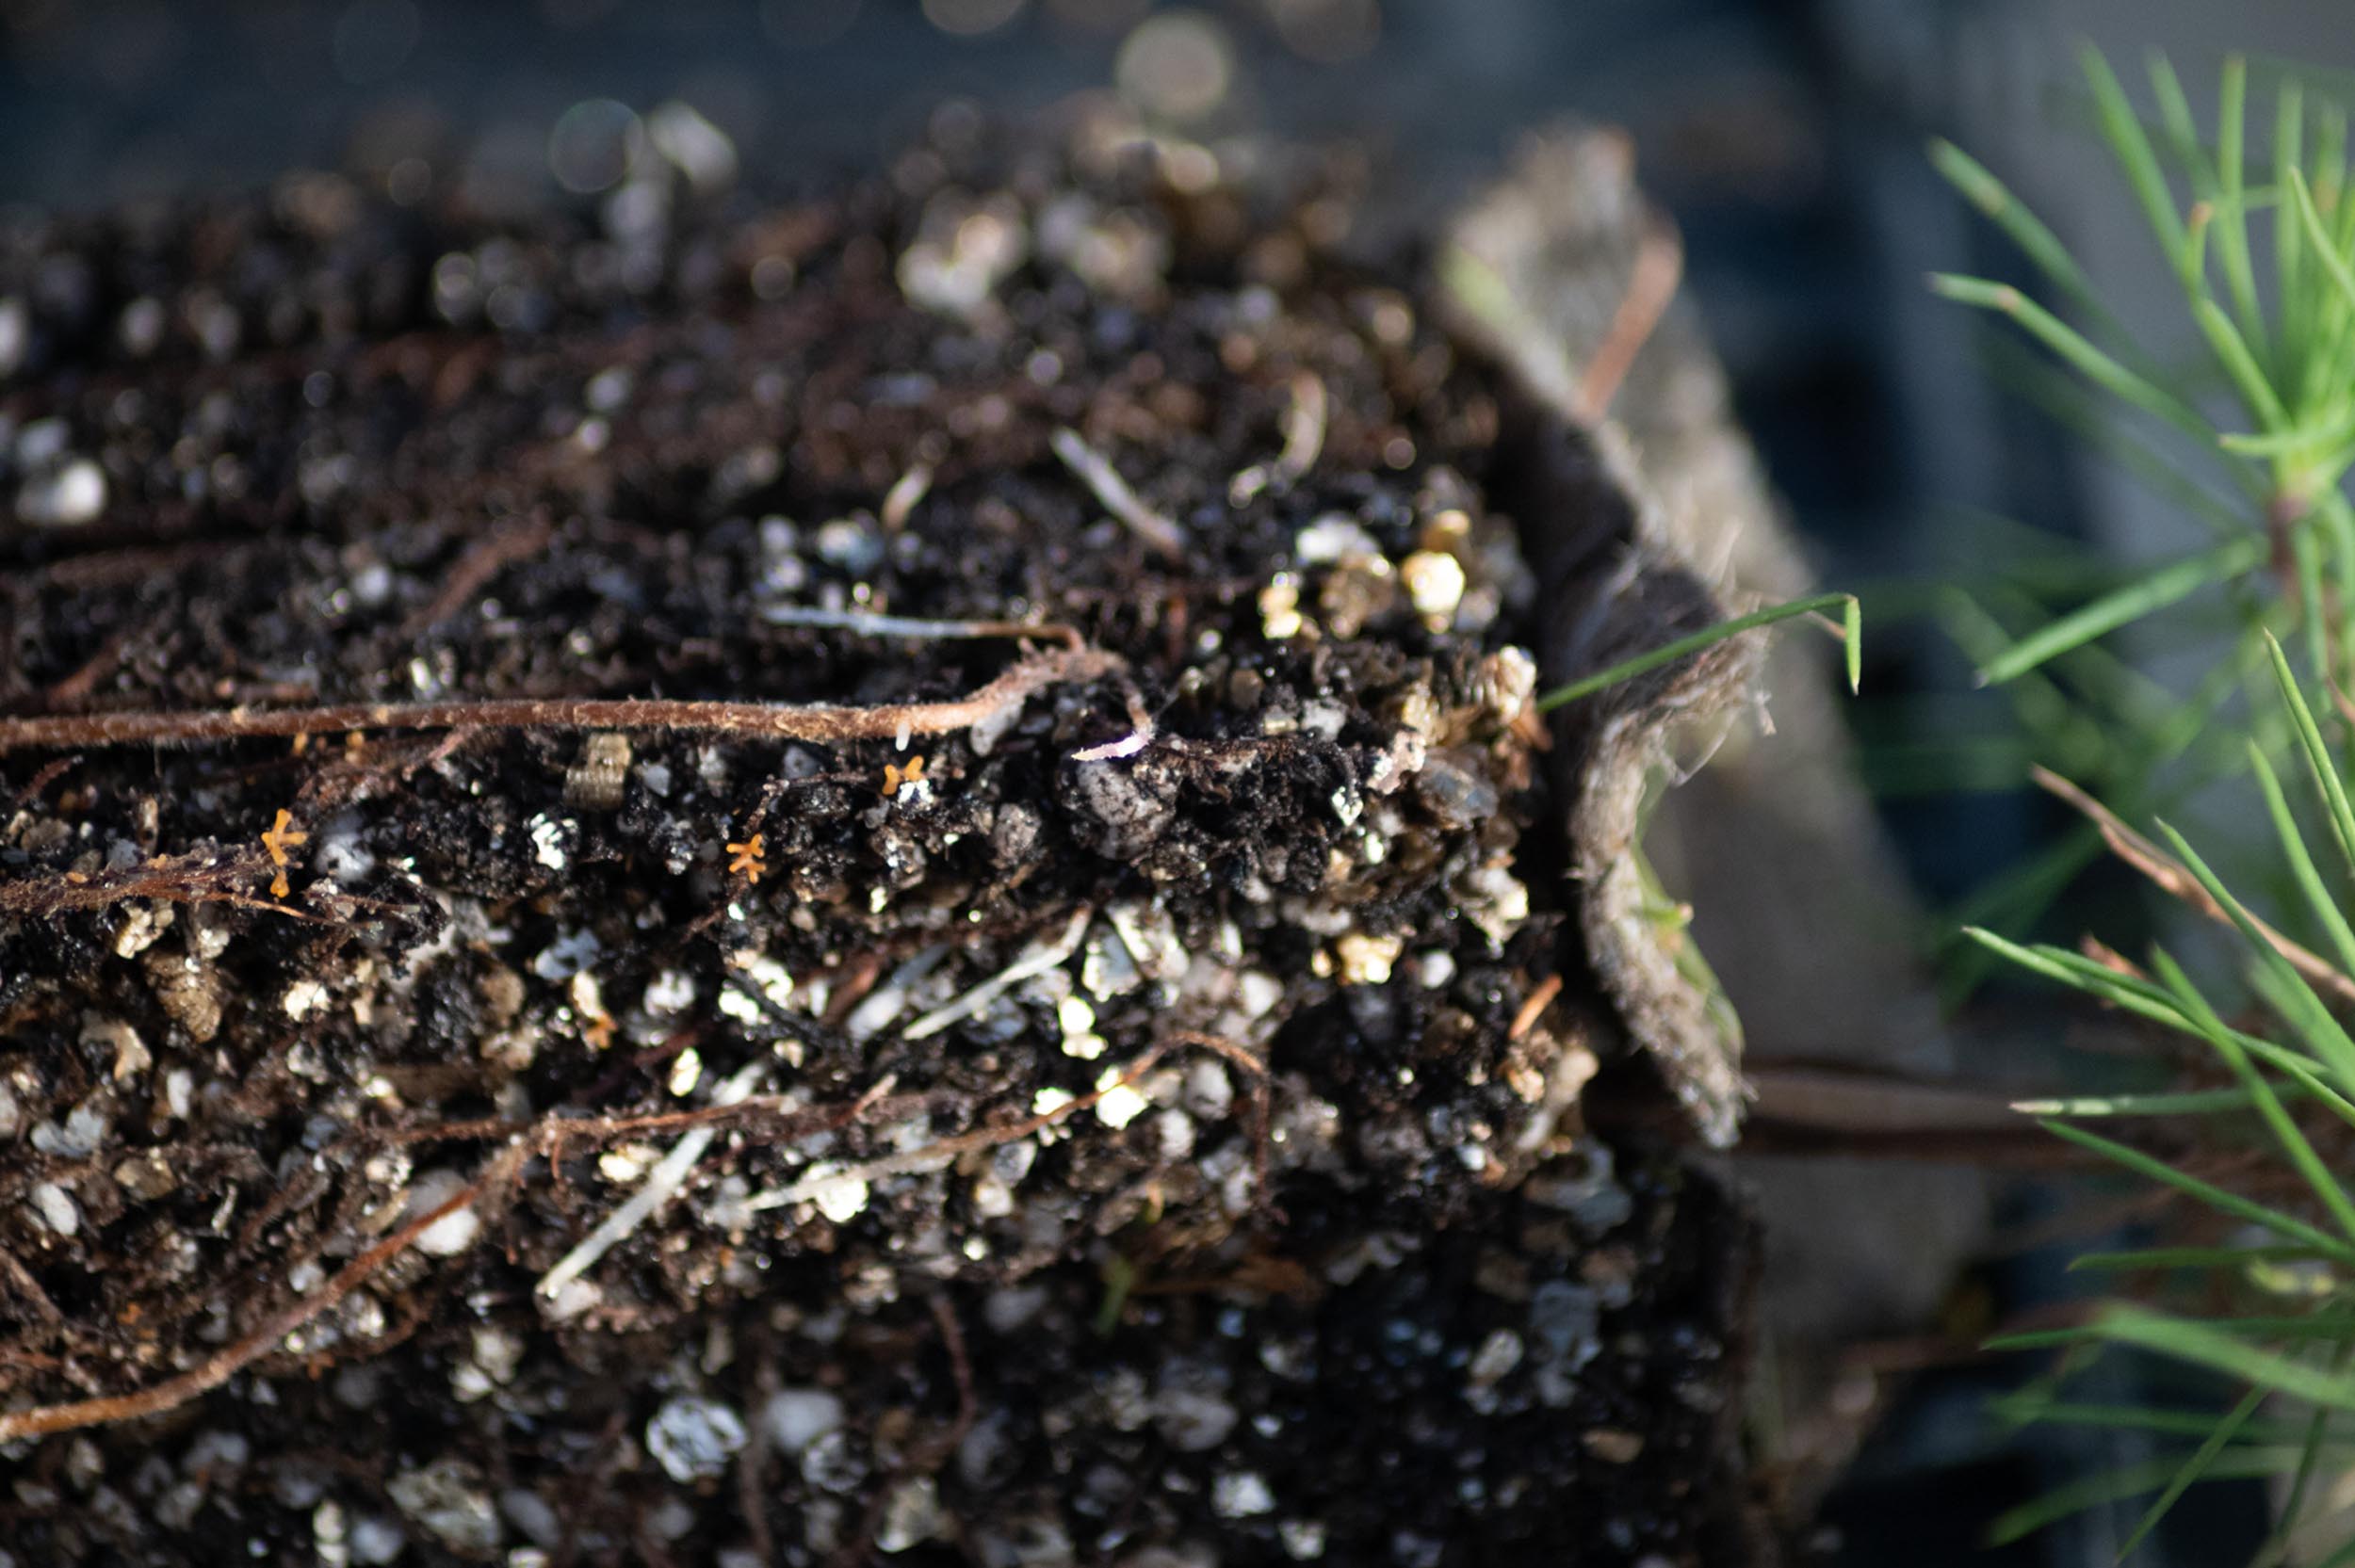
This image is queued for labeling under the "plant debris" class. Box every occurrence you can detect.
[0,106,1766,1564]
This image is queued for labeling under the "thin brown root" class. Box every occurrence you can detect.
[928,1293,977,1459]
[0,847,321,921]
[398,512,555,637]
[2033,767,2355,1005]
[0,646,1122,755]
[0,1140,529,1444]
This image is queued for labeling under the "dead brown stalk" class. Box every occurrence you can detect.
[2033,766,2355,1006]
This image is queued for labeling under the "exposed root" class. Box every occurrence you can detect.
[0,845,319,920]
[533,1059,774,1304]
[755,605,1084,652]
[1228,371,1329,505]
[927,1293,977,1463]
[398,512,555,638]
[901,907,1093,1042]
[0,1140,530,1444]
[878,462,934,532]
[746,1026,1274,1217]
[0,645,1123,755]
[1050,428,1187,561]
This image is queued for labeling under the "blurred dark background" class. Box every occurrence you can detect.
[4,1,2348,1561]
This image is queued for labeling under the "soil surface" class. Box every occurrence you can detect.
[0,106,1763,1565]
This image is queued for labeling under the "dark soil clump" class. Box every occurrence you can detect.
[0,109,1763,1565]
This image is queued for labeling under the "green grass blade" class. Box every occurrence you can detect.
[2085,43,2193,267]
[2150,52,2216,193]
[1929,137,2139,348]
[2038,1118,2355,1265]
[1960,929,2184,1019]
[2249,741,2355,976]
[2218,406,2355,456]
[1931,272,2214,441]
[1992,1318,2355,1352]
[2266,629,2355,879]
[2100,1304,2355,1412]
[1534,593,1860,711]
[2229,1033,2355,1137]
[2012,1086,2279,1118]
[2070,1245,2340,1272]
[2196,295,2293,429]
[1992,1392,2315,1443]
[2219,56,2269,355]
[2152,947,2355,1242]
[2123,1383,2270,1559]
[2259,1326,2355,1568]
[2280,80,2310,363]
[2154,824,2355,1093]
[1973,532,2269,684]
[2290,166,2355,315]
[1983,334,2257,538]
[1986,1447,2307,1545]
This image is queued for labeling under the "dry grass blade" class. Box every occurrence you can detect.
[2033,766,2355,1005]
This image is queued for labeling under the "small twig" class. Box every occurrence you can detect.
[2034,767,2355,1005]
[0,1139,529,1444]
[1572,214,1682,426]
[0,646,1121,755]
[1049,428,1187,561]
[43,629,132,707]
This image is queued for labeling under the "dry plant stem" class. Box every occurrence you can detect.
[0,647,1121,756]
[2033,766,2355,1004]
[0,1140,530,1444]
[1571,216,1683,426]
